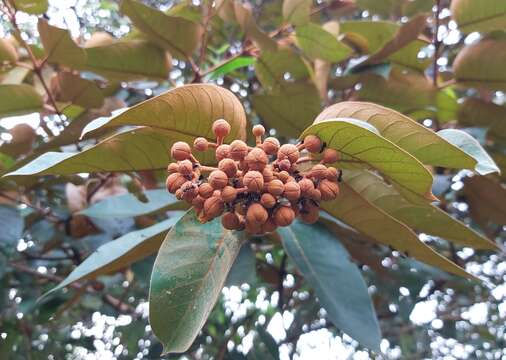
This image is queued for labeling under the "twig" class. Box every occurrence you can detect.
[0,191,63,223]
[278,253,288,311]
[432,0,442,87]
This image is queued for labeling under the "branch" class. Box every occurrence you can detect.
[277,253,288,311]
[432,0,442,87]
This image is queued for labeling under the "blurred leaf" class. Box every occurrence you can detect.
[321,183,474,279]
[344,170,499,250]
[451,0,506,33]
[0,84,43,119]
[80,189,178,219]
[295,23,353,62]
[226,243,257,287]
[436,88,459,123]
[314,101,480,171]
[279,221,381,351]
[464,176,506,227]
[38,19,87,66]
[11,0,48,14]
[457,98,506,143]
[438,129,499,175]
[0,38,18,63]
[282,0,311,25]
[233,2,278,52]
[301,118,435,201]
[51,72,104,109]
[1,66,31,85]
[453,38,506,91]
[250,326,279,359]
[0,205,23,245]
[208,56,256,80]
[149,210,245,353]
[43,215,182,298]
[120,0,203,59]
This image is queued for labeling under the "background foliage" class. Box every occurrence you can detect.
[0,0,505,359]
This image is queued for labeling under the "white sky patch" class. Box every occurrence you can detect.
[462,302,488,325]
[0,112,40,130]
[409,300,437,325]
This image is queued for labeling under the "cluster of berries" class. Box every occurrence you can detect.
[166,119,341,235]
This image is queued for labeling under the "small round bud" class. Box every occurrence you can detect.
[243,171,264,192]
[245,148,268,171]
[321,148,339,164]
[192,196,205,211]
[245,220,263,235]
[181,181,198,202]
[215,144,231,161]
[166,173,186,193]
[327,167,339,181]
[209,170,228,190]
[175,188,183,200]
[278,159,291,172]
[319,179,339,200]
[193,137,209,152]
[246,203,268,225]
[222,211,241,230]
[309,188,322,201]
[298,178,315,196]
[283,182,301,201]
[300,202,319,224]
[268,179,284,196]
[170,141,192,161]
[262,167,274,183]
[260,193,277,208]
[230,140,249,160]
[278,144,299,163]
[221,186,238,202]
[218,158,238,178]
[238,160,248,172]
[277,171,290,183]
[310,164,328,180]
[198,183,214,198]
[252,124,265,137]
[303,135,322,153]
[212,119,231,139]
[203,196,224,220]
[262,137,280,155]
[261,218,277,234]
[167,162,179,174]
[178,160,193,176]
[273,206,295,227]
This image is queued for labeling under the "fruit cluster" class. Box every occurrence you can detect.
[165,119,341,234]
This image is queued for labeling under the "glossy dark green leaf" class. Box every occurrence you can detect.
[279,221,381,351]
[225,243,257,287]
[208,56,256,80]
[149,211,245,353]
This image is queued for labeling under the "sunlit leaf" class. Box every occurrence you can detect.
[149,210,245,353]
[451,0,506,33]
[279,221,381,351]
[38,19,87,67]
[207,56,256,80]
[464,175,506,228]
[0,84,43,119]
[295,23,353,62]
[234,2,278,52]
[12,0,48,14]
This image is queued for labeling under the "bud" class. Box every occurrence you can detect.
[192,196,205,211]
[319,179,339,200]
[246,203,268,225]
[273,206,295,227]
[327,167,339,181]
[215,144,231,161]
[298,178,315,196]
[267,179,284,196]
[178,159,193,176]
[193,137,209,152]
[221,185,238,202]
[230,140,249,160]
[260,193,277,208]
[203,196,224,220]
[198,183,214,198]
[243,171,264,192]
[303,135,322,153]
[278,159,291,172]
[321,148,339,164]
[262,137,280,155]
[166,173,186,193]
[283,181,301,201]
[218,158,238,178]
[170,141,192,161]
[175,188,183,200]
[252,124,265,137]
[245,148,268,171]
[222,211,241,230]
[262,167,274,183]
[309,188,322,201]
[277,171,290,183]
[212,119,231,140]
[278,144,299,163]
[209,170,228,189]
[309,164,328,180]
[245,220,263,235]
[167,162,179,174]
[181,181,198,202]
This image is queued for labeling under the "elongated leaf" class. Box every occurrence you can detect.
[322,183,474,279]
[464,176,506,227]
[52,72,104,109]
[279,221,381,351]
[149,211,245,353]
[282,0,311,25]
[0,84,43,119]
[457,98,506,143]
[226,243,257,287]
[81,84,247,143]
[344,170,499,250]
[208,56,256,80]
[453,38,506,91]
[233,2,278,52]
[120,0,203,59]
[38,19,87,66]
[451,0,506,33]
[80,189,178,219]
[314,101,480,171]
[43,215,182,298]
[295,23,353,62]
[438,129,499,175]
[0,205,23,245]
[301,119,435,200]
[12,0,48,14]
[0,38,18,63]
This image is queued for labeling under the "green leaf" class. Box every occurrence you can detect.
[208,56,256,80]
[0,205,23,245]
[0,38,18,63]
[80,189,178,219]
[450,0,506,33]
[233,2,278,52]
[81,84,247,143]
[344,170,499,250]
[11,0,48,14]
[457,98,506,143]
[225,243,257,287]
[301,118,435,201]
[282,0,311,25]
[38,19,87,67]
[52,72,104,109]
[279,221,381,351]
[453,38,506,91]
[321,182,475,279]
[149,210,245,353]
[42,215,183,298]
[120,0,203,59]
[438,129,499,175]
[295,23,353,62]
[0,84,43,119]
[314,101,480,171]
[254,326,280,360]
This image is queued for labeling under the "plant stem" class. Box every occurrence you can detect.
[432,0,442,87]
